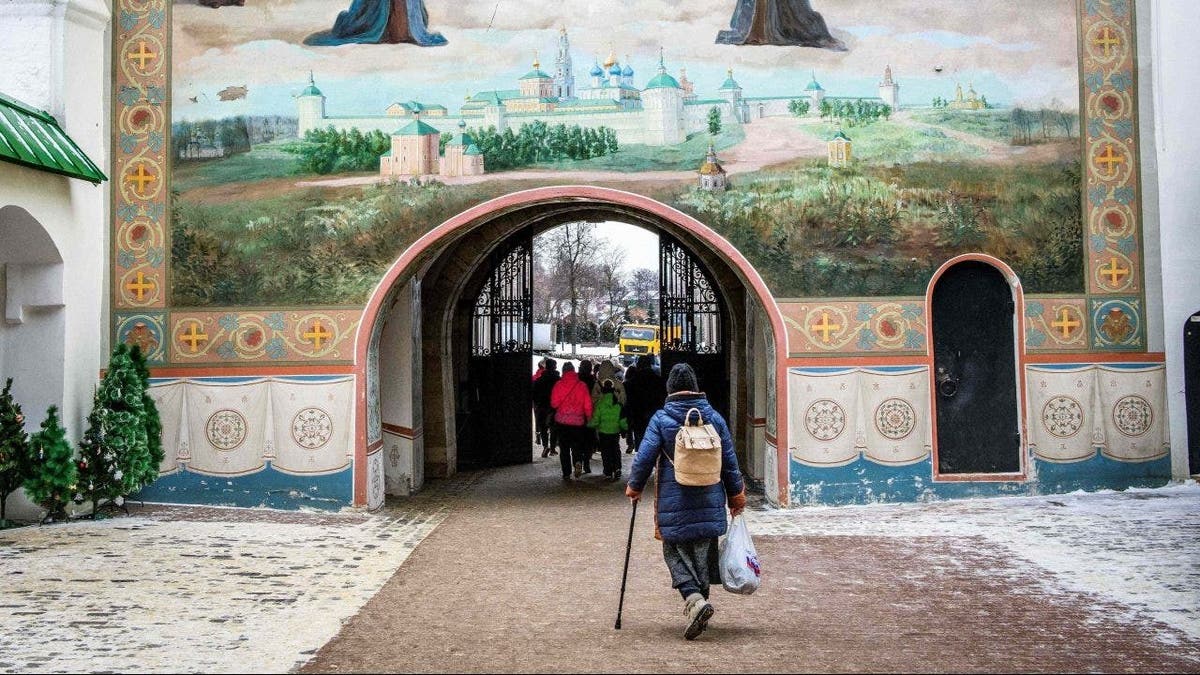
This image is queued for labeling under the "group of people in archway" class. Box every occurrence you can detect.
[531,355,665,481]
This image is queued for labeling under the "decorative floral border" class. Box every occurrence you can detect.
[111,0,1147,364]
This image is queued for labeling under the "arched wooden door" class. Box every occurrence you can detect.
[931,261,1020,474]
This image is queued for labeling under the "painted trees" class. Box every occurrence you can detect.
[707,107,722,135]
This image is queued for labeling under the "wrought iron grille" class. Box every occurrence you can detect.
[659,235,722,355]
[472,233,534,356]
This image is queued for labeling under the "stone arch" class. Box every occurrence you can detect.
[352,186,791,507]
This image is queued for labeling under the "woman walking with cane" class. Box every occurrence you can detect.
[624,363,746,640]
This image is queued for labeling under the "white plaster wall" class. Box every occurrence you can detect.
[1150,0,1200,478]
[0,0,111,518]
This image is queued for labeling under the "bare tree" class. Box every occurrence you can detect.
[537,222,599,353]
[628,267,658,319]
[596,247,628,326]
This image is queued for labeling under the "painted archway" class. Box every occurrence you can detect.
[352,186,791,507]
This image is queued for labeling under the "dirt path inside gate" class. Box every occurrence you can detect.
[298,455,1200,673]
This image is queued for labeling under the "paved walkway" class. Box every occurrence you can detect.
[2,453,1199,673]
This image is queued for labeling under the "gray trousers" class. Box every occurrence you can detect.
[662,537,721,600]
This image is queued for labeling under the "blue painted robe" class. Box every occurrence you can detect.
[304,0,446,47]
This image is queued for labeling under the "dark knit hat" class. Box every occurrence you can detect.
[666,363,699,394]
[562,362,575,373]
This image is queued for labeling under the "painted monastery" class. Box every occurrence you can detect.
[296,29,902,177]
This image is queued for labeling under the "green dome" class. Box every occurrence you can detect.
[301,84,323,96]
[805,72,824,91]
[644,72,681,90]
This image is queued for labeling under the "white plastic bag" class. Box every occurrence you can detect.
[719,514,761,595]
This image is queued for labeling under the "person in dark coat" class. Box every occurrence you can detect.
[626,363,746,641]
[623,355,666,453]
[532,358,560,457]
[577,360,597,474]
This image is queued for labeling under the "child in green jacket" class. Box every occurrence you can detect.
[589,379,629,480]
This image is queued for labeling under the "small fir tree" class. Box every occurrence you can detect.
[707,107,722,136]
[129,346,164,488]
[25,406,77,522]
[0,378,32,524]
[78,346,150,515]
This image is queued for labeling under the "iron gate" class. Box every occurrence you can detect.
[464,230,534,468]
[659,234,728,419]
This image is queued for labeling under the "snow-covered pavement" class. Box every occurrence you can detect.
[747,483,1200,646]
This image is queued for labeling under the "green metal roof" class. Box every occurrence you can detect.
[301,85,323,96]
[719,76,740,90]
[520,68,552,80]
[0,92,106,184]
[831,130,851,141]
[463,144,483,156]
[394,120,440,136]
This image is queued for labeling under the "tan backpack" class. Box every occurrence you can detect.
[670,408,722,486]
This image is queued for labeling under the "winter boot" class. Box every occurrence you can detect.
[573,461,583,478]
[683,593,714,640]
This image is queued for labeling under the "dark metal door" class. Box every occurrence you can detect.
[932,261,1020,474]
[1186,311,1200,474]
[659,234,728,420]
[465,230,534,468]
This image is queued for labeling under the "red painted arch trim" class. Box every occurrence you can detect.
[925,254,1029,483]
[350,186,791,506]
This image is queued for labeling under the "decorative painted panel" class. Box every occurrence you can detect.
[788,366,931,467]
[1026,363,1167,463]
[1024,297,1088,352]
[167,310,361,364]
[780,300,926,357]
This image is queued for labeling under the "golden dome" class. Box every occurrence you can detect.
[603,47,617,69]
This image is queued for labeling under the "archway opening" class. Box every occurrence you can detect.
[357,188,788,508]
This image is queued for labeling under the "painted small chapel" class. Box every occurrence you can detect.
[1,0,1198,516]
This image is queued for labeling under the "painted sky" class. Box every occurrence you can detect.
[172,0,1080,122]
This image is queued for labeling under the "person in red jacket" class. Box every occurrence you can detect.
[550,362,593,480]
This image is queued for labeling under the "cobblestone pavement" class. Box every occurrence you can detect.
[300,456,1200,673]
[0,473,479,674]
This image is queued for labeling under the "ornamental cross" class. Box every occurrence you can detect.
[127,164,157,195]
[811,311,841,344]
[125,271,154,301]
[1093,27,1120,57]
[1101,257,1130,286]
[1097,145,1124,177]
[180,323,209,353]
[1050,308,1080,338]
[129,41,157,69]
[304,321,333,350]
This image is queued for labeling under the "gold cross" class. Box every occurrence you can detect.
[1050,308,1080,338]
[1093,27,1120,57]
[1101,257,1130,286]
[1096,144,1124,177]
[125,271,154,301]
[127,164,157,195]
[129,41,157,69]
[303,320,333,350]
[810,311,841,344]
[180,323,209,353]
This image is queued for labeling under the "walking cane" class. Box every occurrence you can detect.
[615,499,638,630]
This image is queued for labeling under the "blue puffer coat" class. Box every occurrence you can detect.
[627,393,745,542]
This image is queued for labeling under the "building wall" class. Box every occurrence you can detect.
[0,0,110,519]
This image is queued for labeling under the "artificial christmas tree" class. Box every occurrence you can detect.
[129,345,164,488]
[78,345,151,516]
[25,406,77,522]
[0,378,32,525]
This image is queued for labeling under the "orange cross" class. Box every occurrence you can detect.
[125,271,154,301]
[1050,308,1080,338]
[180,322,209,353]
[1096,145,1124,177]
[1093,27,1120,57]
[1101,257,1130,287]
[127,164,157,195]
[129,41,157,69]
[303,320,333,350]
[810,311,841,344]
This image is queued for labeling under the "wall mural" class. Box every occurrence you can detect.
[112,0,1143,365]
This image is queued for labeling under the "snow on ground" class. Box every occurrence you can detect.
[0,503,448,673]
[746,483,1200,645]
